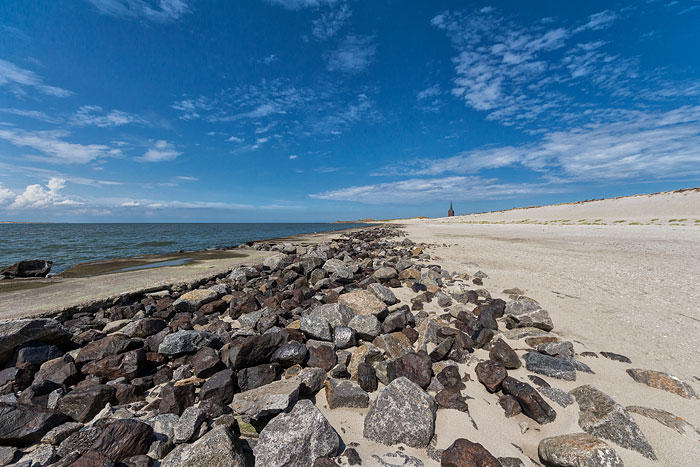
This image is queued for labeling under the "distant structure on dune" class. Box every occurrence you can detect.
[448,201,454,217]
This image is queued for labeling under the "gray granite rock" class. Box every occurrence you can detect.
[173,407,206,444]
[525,352,576,381]
[538,433,623,467]
[161,426,245,467]
[231,378,300,420]
[158,330,219,356]
[325,378,369,409]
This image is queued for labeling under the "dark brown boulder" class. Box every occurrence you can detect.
[222,333,284,370]
[90,419,153,462]
[436,388,469,412]
[191,346,224,378]
[501,376,556,424]
[306,343,337,372]
[0,403,70,446]
[475,360,507,392]
[237,364,279,392]
[200,369,236,404]
[76,335,141,364]
[397,351,432,389]
[68,450,115,467]
[58,385,116,422]
[0,259,52,278]
[82,349,146,381]
[158,383,195,415]
[498,395,521,418]
[441,438,502,467]
[489,339,521,369]
[33,355,81,387]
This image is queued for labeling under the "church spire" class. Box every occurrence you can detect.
[448,201,455,217]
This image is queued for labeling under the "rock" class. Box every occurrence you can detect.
[0,446,16,465]
[538,433,623,467]
[429,337,453,362]
[58,385,115,422]
[173,289,218,312]
[121,455,151,467]
[119,318,167,338]
[322,259,354,282]
[333,326,356,349]
[17,444,58,466]
[272,341,308,367]
[436,366,462,389]
[363,377,437,448]
[254,399,340,466]
[158,331,218,356]
[435,388,469,412]
[524,352,576,381]
[90,419,153,462]
[263,253,289,271]
[537,341,574,358]
[626,405,696,435]
[338,290,387,317]
[475,360,507,392]
[159,383,195,415]
[15,343,62,367]
[0,318,70,365]
[68,450,114,466]
[41,421,83,444]
[538,386,575,408]
[373,332,413,359]
[626,368,698,399]
[296,367,327,396]
[570,385,656,459]
[600,351,631,363]
[435,291,452,307]
[200,369,236,405]
[504,299,554,332]
[302,255,325,276]
[0,403,70,445]
[502,377,556,424]
[357,362,378,392]
[237,363,279,392]
[489,339,521,369]
[173,407,205,444]
[190,346,223,378]
[82,349,146,381]
[231,378,300,420]
[325,378,369,409]
[0,259,52,278]
[222,332,284,370]
[348,314,381,341]
[307,341,338,372]
[398,351,433,389]
[374,267,398,281]
[33,355,81,387]
[498,395,521,417]
[161,426,245,467]
[368,283,399,305]
[76,335,140,364]
[300,315,333,341]
[441,438,502,467]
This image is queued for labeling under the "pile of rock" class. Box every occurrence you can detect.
[0,226,696,466]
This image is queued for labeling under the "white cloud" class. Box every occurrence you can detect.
[0,127,120,164]
[70,105,145,127]
[227,135,244,143]
[86,0,191,22]
[136,140,181,162]
[171,96,216,120]
[121,200,140,206]
[263,54,278,64]
[312,3,351,40]
[9,177,83,209]
[310,176,559,203]
[0,108,59,123]
[289,154,298,160]
[574,10,617,32]
[265,0,338,10]
[327,35,377,74]
[0,59,72,97]
[0,184,14,204]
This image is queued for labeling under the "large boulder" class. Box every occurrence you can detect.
[570,385,656,460]
[58,385,115,422]
[254,399,340,466]
[322,259,354,282]
[158,331,219,356]
[367,283,398,305]
[81,349,146,381]
[338,290,387,317]
[173,289,218,312]
[161,426,245,467]
[222,332,285,369]
[501,377,556,424]
[538,433,623,467]
[76,335,141,364]
[0,318,70,365]
[0,260,52,278]
[504,299,554,331]
[363,377,436,448]
[441,438,502,467]
[89,419,153,462]
[626,368,698,399]
[310,303,356,328]
[231,378,300,420]
[0,403,70,446]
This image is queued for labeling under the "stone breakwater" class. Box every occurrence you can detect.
[0,226,697,466]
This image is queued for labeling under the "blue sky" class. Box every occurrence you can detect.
[0,0,699,222]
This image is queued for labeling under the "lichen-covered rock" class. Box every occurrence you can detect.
[538,433,623,467]
[363,377,436,448]
[626,368,698,399]
[161,426,245,467]
[254,399,340,466]
[570,385,656,460]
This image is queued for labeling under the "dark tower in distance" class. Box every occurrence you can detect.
[448,201,454,217]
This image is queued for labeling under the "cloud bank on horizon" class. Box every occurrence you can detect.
[0,0,699,221]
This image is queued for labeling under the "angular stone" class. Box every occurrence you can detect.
[323,259,354,282]
[302,255,325,276]
[222,332,284,370]
[173,407,205,444]
[33,355,80,387]
[348,314,381,341]
[626,406,696,435]
[537,341,574,358]
[159,383,195,415]
[325,378,369,409]
[191,346,223,378]
[306,341,337,372]
[367,283,398,305]
[435,387,469,412]
[489,339,521,369]
[373,332,413,360]
[333,326,356,349]
[538,433,623,467]
[357,362,378,393]
[231,378,300,420]
[41,421,83,445]
[300,315,332,341]
[271,341,308,367]
[570,385,656,459]
[338,290,387,317]
[429,336,453,362]
[173,289,218,312]
[0,446,16,465]
[76,335,141,364]
[90,419,153,462]
[441,438,501,467]
[158,331,218,356]
[17,444,58,466]
[498,395,521,417]
[436,365,462,389]
[374,267,398,281]
[200,369,235,405]
[475,360,507,393]
[0,319,70,365]
[397,351,433,389]
[626,368,698,399]
[254,399,340,466]
[263,253,289,271]
[237,364,279,392]
[363,377,437,448]
[161,426,245,467]
[538,386,574,408]
[600,351,631,363]
[82,349,146,381]
[0,259,51,278]
[58,385,115,422]
[524,352,576,381]
[119,318,167,338]
[504,299,554,332]
[0,403,70,446]
[68,449,114,467]
[502,377,556,424]
[296,367,327,396]
[16,343,62,367]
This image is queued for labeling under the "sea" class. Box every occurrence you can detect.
[0,223,368,274]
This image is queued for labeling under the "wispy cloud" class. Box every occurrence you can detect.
[326,35,377,74]
[0,59,72,97]
[265,0,338,10]
[0,107,59,123]
[312,3,351,40]
[135,140,181,162]
[86,0,192,22]
[70,105,146,127]
[0,127,120,164]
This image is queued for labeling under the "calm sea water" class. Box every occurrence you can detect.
[0,223,367,274]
